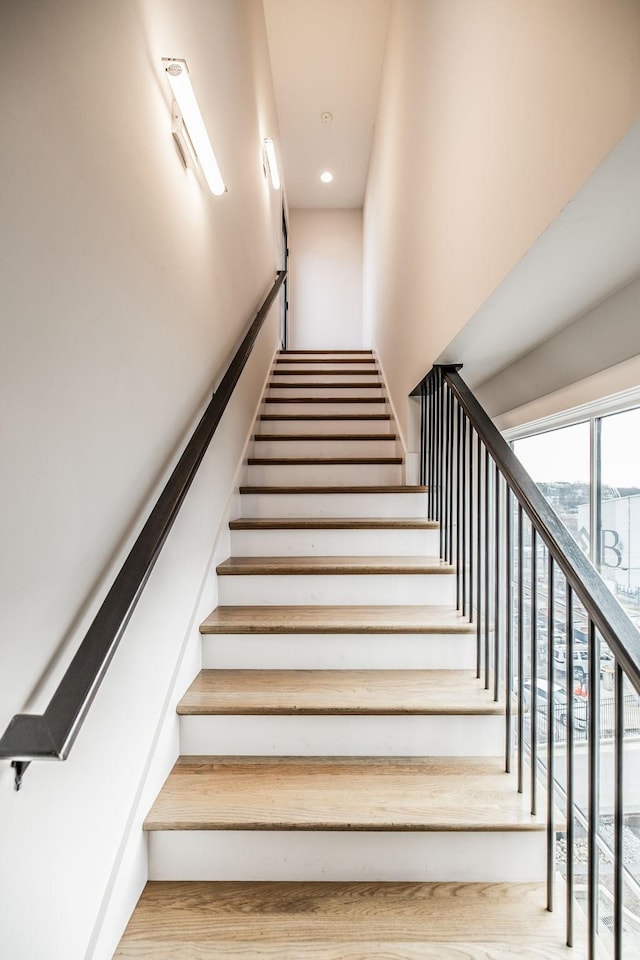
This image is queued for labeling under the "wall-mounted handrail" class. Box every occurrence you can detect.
[0,270,286,789]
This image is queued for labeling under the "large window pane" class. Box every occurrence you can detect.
[514,421,591,554]
[599,407,640,629]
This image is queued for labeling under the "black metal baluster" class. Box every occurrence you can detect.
[494,465,501,702]
[427,378,434,519]
[587,618,600,960]
[476,434,483,679]
[442,385,450,563]
[456,404,462,607]
[531,526,538,816]
[419,383,426,487]
[484,447,491,691]
[468,423,474,624]
[448,388,455,566]
[518,504,524,794]
[430,375,436,521]
[461,413,468,618]
[505,487,512,773]
[438,372,444,553]
[566,583,575,947]
[614,660,623,960]
[547,552,555,912]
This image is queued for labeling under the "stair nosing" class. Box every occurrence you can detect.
[143,756,543,833]
[268,382,383,388]
[247,457,403,466]
[229,518,436,530]
[200,604,475,635]
[177,669,504,717]
[253,434,397,441]
[239,485,427,494]
[272,369,379,375]
[264,398,385,404]
[216,556,454,576]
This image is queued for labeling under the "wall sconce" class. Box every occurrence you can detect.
[162,58,226,196]
[263,137,281,190]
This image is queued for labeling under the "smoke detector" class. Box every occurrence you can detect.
[321,112,333,123]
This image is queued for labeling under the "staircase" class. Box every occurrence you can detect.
[114,350,573,958]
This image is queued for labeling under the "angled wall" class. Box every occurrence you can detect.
[363,0,640,438]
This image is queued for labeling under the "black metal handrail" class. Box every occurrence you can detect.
[1,270,286,789]
[439,366,640,694]
[414,363,640,960]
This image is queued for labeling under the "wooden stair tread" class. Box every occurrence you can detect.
[264,398,385,404]
[272,369,378,375]
[200,604,475,634]
[278,350,374,355]
[216,556,453,576]
[260,414,392,421]
[247,457,403,465]
[239,485,427,494]
[268,382,382,388]
[254,434,397,441]
[115,881,573,958]
[144,756,541,832]
[177,670,503,716]
[229,518,436,530]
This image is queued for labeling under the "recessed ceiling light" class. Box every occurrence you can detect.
[320,171,333,183]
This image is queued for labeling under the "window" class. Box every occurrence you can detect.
[513,421,591,553]
[599,407,640,630]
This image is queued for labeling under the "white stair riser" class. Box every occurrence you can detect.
[253,438,396,457]
[148,830,546,882]
[264,401,387,415]
[268,386,384,399]
[217,573,456,606]
[179,714,504,757]
[259,418,392,436]
[240,491,429,518]
[272,371,379,382]
[201,633,477,670]
[229,527,439,557]
[247,463,403,486]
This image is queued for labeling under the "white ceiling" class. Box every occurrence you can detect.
[263,0,390,209]
[439,119,640,387]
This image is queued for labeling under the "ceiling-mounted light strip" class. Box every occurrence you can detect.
[163,58,226,196]
[263,138,281,190]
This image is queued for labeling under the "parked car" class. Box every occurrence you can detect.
[521,678,587,729]
[553,646,589,684]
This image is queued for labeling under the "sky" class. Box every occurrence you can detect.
[513,407,640,488]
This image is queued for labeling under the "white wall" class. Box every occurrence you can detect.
[477,271,640,421]
[363,0,640,439]
[288,208,363,348]
[0,2,283,958]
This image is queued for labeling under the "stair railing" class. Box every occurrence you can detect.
[413,364,640,960]
[0,271,286,790]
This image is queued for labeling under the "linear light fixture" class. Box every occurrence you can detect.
[263,138,281,190]
[163,58,226,196]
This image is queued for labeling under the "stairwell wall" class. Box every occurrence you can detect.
[288,208,364,349]
[0,2,282,958]
[363,0,640,442]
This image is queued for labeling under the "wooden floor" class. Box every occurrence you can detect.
[114,880,579,959]
[177,669,503,715]
[200,604,476,634]
[144,756,541,832]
